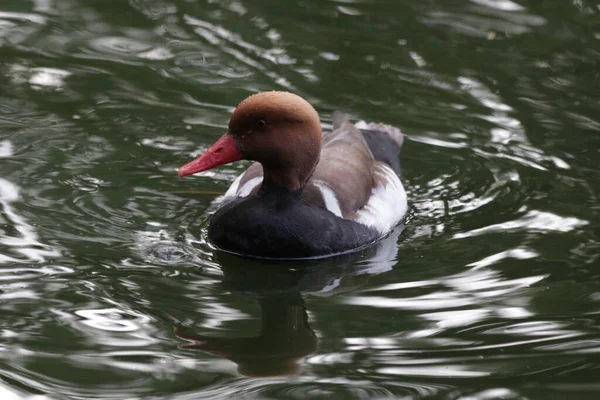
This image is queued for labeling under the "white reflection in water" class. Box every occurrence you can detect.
[466,248,537,268]
[345,337,406,350]
[0,177,60,264]
[423,2,545,38]
[470,0,524,11]
[447,167,520,216]
[0,283,37,300]
[445,267,545,296]
[0,266,72,282]
[537,340,600,353]
[423,309,490,328]
[76,308,150,332]
[458,76,570,170]
[489,321,574,337]
[0,177,18,202]
[28,67,70,88]
[378,365,488,378]
[0,11,45,24]
[55,306,158,347]
[0,381,51,400]
[0,140,13,157]
[307,352,354,365]
[87,36,174,61]
[316,227,404,296]
[345,336,476,350]
[453,210,588,239]
[195,299,251,330]
[409,51,426,68]
[459,387,524,400]
[346,247,548,334]
[337,6,362,16]
[408,132,469,149]
[345,293,475,310]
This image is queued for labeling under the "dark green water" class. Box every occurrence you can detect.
[1,0,599,398]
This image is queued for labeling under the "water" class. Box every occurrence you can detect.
[1,0,599,398]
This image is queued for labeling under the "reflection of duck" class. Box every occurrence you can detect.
[176,293,315,377]
[175,227,403,377]
[178,91,407,259]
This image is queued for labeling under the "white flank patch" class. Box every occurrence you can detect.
[222,175,263,201]
[238,176,263,197]
[353,163,408,235]
[215,161,407,238]
[222,173,244,200]
[313,180,343,217]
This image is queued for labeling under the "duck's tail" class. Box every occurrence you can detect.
[332,111,350,131]
[332,111,404,149]
[355,120,404,149]
[330,112,404,176]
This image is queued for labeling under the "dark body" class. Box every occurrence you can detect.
[208,128,402,260]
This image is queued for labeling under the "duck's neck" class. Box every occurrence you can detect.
[258,174,303,201]
[261,169,302,193]
[259,155,319,197]
[255,122,322,195]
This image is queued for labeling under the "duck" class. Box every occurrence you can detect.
[178,91,408,259]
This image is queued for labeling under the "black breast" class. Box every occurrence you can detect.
[207,195,380,259]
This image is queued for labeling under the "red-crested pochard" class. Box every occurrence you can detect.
[178,91,407,259]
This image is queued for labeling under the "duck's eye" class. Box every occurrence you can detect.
[256,119,266,128]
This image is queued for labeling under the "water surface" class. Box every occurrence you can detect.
[1,0,600,399]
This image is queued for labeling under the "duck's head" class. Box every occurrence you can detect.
[178,91,322,192]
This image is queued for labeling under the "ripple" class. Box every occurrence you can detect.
[28,68,71,89]
[65,306,158,347]
[0,265,73,283]
[0,140,13,157]
[183,14,296,90]
[343,261,548,341]
[470,0,524,11]
[422,2,546,38]
[0,178,61,264]
[75,308,149,332]
[453,210,589,238]
[378,365,489,378]
[409,132,469,149]
[0,0,598,398]
[133,226,200,266]
[0,11,45,24]
[69,350,195,376]
[83,35,174,61]
[458,76,571,171]
[164,378,453,400]
[465,247,538,269]
[89,36,153,54]
[0,178,18,202]
[458,387,527,400]
[0,381,52,400]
